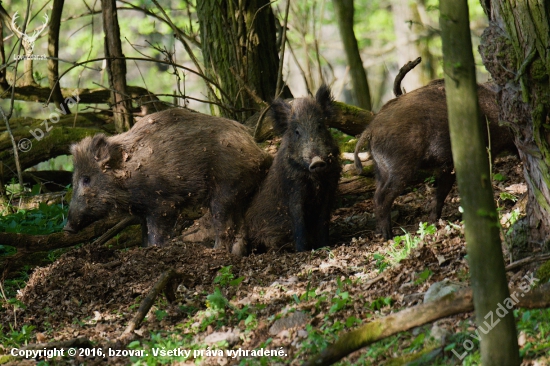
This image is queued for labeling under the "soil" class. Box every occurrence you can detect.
[1,153,547,365]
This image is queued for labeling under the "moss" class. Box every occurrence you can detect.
[536,260,550,284]
[331,129,357,153]
[530,58,548,81]
[333,101,367,116]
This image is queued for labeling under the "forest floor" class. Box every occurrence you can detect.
[1,153,550,366]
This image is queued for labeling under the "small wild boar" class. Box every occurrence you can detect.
[64,108,272,248]
[354,79,515,240]
[242,85,342,253]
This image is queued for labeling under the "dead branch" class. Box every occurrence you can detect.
[304,282,550,366]
[393,57,422,97]
[303,289,474,366]
[91,216,140,246]
[119,269,177,341]
[505,254,550,271]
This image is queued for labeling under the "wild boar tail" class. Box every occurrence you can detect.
[354,129,371,175]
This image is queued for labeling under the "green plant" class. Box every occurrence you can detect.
[0,203,68,235]
[0,324,35,348]
[214,265,244,287]
[414,269,433,285]
[390,222,436,263]
[373,253,389,273]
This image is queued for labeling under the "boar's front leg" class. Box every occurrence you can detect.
[144,212,178,246]
[313,192,335,250]
[289,190,308,252]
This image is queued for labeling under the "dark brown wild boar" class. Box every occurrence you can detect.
[64,108,272,248]
[354,79,515,240]
[241,85,341,253]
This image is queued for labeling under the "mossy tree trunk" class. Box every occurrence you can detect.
[332,0,371,110]
[440,1,519,365]
[196,0,290,121]
[479,1,550,246]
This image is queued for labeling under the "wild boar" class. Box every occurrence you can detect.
[242,85,342,253]
[354,79,515,239]
[64,108,272,249]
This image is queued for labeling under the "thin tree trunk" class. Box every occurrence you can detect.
[48,0,69,112]
[391,0,436,93]
[101,0,133,132]
[440,1,519,365]
[0,13,7,89]
[479,1,550,247]
[332,0,371,110]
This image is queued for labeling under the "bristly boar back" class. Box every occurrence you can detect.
[64,108,272,249]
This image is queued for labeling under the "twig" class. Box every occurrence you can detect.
[92,216,140,246]
[119,269,177,341]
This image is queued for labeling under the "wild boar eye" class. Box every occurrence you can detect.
[295,129,300,137]
[82,176,91,185]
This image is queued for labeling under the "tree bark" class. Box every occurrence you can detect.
[332,0,372,110]
[197,0,289,121]
[478,1,550,246]
[0,11,7,89]
[101,0,133,132]
[47,0,69,112]
[392,0,435,93]
[440,1,519,365]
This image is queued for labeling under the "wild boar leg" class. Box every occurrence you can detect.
[430,169,456,221]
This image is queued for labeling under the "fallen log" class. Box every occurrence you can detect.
[304,282,550,366]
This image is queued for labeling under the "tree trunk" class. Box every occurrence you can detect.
[440,1,519,365]
[478,1,550,247]
[101,0,133,132]
[47,0,69,112]
[391,0,435,93]
[0,12,7,89]
[332,0,371,110]
[197,0,289,121]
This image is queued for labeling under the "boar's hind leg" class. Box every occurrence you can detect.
[374,167,409,240]
[429,169,455,222]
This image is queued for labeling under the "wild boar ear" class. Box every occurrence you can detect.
[90,134,122,170]
[316,84,335,118]
[269,99,291,135]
